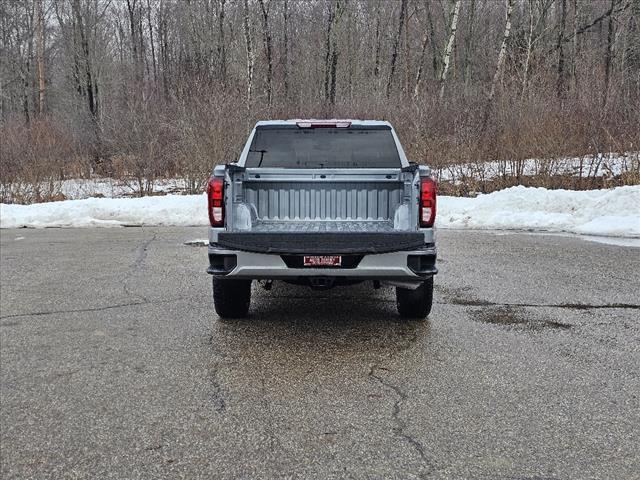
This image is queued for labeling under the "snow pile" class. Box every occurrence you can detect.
[1,186,639,238]
[437,185,640,237]
[0,194,207,228]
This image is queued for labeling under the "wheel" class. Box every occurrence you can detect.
[396,277,434,318]
[212,278,252,319]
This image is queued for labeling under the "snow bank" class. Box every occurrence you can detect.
[437,185,640,237]
[1,186,639,238]
[0,194,207,229]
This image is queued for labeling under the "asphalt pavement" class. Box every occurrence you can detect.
[1,227,639,479]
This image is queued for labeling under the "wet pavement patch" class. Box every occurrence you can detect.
[558,302,640,310]
[450,297,495,307]
[184,239,208,247]
[473,305,526,326]
[0,321,20,328]
[472,305,572,331]
[436,285,496,307]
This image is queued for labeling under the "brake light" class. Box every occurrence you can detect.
[296,121,351,128]
[207,177,224,227]
[419,177,437,228]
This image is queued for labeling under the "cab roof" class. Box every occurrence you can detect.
[254,119,393,128]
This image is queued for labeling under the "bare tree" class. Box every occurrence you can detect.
[439,0,462,100]
[258,0,273,107]
[626,0,640,94]
[462,0,476,88]
[146,0,157,86]
[373,0,381,82]
[217,0,227,85]
[324,0,343,104]
[34,0,45,114]
[603,0,618,108]
[556,0,568,98]
[413,16,430,99]
[521,0,552,98]
[283,0,289,99]
[482,0,515,133]
[386,0,407,98]
[570,0,579,91]
[243,0,254,107]
[426,2,439,79]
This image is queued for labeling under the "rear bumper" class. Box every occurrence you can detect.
[207,244,437,280]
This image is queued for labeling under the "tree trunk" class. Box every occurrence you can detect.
[439,0,462,100]
[426,3,439,79]
[349,5,356,102]
[329,44,338,104]
[570,0,579,92]
[324,2,333,101]
[556,0,567,99]
[217,0,226,86]
[628,0,640,96]
[146,0,157,86]
[324,0,336,102]
[258,0,273,107]
[521,0,534,97]
[158,0,170,98]
[463,0,476,88]
[138,10,148,84]
[283,0,289,99]
[243,0,254,107]
[126,0,142,87]
[35,0,45,114]
[413,28,429,99]
[72,0,97,118]
[324,0,342,104]
[373,1,381,81]
[403,6,410,96]
[603,0,617,108]
[386,0,407,98]
[482,0,515,133]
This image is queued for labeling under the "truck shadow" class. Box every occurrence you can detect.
[249,281,415,324]
[205,282,434,362]
[200,282,447,426]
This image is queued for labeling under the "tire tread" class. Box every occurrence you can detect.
[396,277,434,318]
[212,279,252,318]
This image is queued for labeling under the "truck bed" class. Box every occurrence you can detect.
[225,168,417,234]
[250,220,397,233]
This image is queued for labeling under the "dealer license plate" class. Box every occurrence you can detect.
[303,255,342,267]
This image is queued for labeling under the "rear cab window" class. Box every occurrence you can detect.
[245,125,401,169]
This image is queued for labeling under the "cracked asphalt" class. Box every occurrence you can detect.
[1,227,639,479]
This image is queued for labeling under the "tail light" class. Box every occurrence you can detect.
[419,177,437,228]
[207,177,225,227]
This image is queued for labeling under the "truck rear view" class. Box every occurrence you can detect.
[206,120,437,319]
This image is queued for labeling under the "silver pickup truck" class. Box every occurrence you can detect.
[206,120,437,319]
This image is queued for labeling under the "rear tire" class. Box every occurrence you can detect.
[396,277,434,319]
[212,278,252,319]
